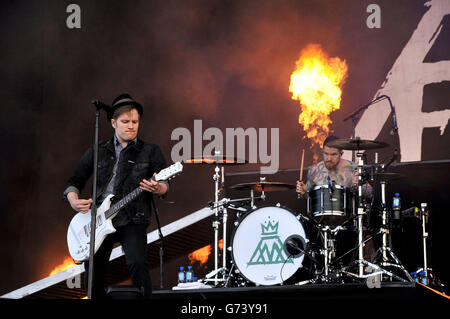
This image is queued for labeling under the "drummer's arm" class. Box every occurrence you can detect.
[296,167,313,198]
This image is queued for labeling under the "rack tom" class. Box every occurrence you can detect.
[307,184,353,227]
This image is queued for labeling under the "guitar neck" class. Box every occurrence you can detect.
[101,162,182,220]
[105,187,144,220]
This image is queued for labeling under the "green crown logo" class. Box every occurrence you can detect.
[261,220,279,236]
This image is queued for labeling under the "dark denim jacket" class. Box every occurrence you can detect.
[64,137,167,227]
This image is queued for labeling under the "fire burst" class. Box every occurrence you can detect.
[188,239,223,267]
[289,44,348,147]
[49,256,75,276]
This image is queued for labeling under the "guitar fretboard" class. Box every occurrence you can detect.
[104,187,144,220]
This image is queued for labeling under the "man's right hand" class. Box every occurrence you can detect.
[296,180,307,195]
[67,192,92,213]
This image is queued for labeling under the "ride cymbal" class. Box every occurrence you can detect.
[326,138,389,150]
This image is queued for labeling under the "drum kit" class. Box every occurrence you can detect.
[184,138,416,288]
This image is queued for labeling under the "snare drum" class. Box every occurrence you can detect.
[308,184,353,227]
[231,205,308,286]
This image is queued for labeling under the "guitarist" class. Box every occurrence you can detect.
[63,93,168,298]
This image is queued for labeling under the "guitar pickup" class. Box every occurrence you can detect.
[84,224,90,238]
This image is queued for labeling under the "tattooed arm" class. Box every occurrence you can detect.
[296,165,315,197]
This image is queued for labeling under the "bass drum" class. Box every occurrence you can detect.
[230,205,308,286]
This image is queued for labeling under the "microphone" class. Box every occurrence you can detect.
[384,148,398,169]
[283,235,306,258]
[327,176,335,197]
[91,100,112,112]
[390,111,398,135]
[283,235,319,264]
[379,95,398,135]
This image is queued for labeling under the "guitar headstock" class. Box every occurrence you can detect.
[154,162,183,181]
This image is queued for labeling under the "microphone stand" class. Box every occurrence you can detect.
[343,95,397,162]
[87,104,101,299]
[151,196,164,289]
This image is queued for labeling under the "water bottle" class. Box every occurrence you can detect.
[392,193,401,220]
[186,265,194,282]
[178,266,186,283]
[410,272,418,282]
[418,271,428,285]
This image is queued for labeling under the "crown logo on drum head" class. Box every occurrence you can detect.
[261,220,279,236]
[247,218,293,266]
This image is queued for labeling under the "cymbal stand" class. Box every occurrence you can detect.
[204,163,225,286]
[222,185,228,281]
[356,151,365,277]
[420,203,429,281]
[410,204,446,289]
[204,159,236,286]
[372,178,413,282]
[411,203,432,284]
[339,151,406,282]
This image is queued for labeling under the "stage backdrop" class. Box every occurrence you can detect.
[0,0,449,295]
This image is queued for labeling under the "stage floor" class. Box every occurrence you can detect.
[151,282,445,300]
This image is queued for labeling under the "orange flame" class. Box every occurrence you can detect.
[188,239,223,266]
[289,44,348,147]
[49,256,75,276]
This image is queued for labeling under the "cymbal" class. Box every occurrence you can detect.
[184,155,248,165]
[326,138,389,150]
[230,181,295,192]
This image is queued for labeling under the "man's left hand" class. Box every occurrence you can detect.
[140,173,162,193]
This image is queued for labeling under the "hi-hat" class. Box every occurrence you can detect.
[326,138,389,150]
[230,181,295,192]
[185,155,248,165]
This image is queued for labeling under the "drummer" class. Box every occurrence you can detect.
[296,135,375,261]
[296,135,372,197]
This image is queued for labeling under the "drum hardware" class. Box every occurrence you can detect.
[185,153,248,286]
[343,151,379,277]
[408,203,434,286]
[342,94,395,161]
[302,225,348,284]
[292,138,416,286]
[230,178,295,207]
[230,180,296,193]
[402,204,446,290]
[320,137,406,283]
[321,226,338,277]
[337,233,408,282]
[370,177,413,282]
[213,164,222,285]
[335,167,411,283]
[420,203,429,281]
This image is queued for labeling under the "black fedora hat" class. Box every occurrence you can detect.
[107,93,144,120]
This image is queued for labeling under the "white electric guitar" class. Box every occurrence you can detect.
[67,162,183,261]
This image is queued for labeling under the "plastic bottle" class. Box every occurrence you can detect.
[186,265,194,282]
[392,193,401,220]
[178,266,186,283]
[418,271,428,285]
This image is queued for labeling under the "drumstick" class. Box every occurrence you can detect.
[299,149,305,181]
[297,149,305,199]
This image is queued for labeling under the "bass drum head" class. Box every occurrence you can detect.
[231,205,307,286]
